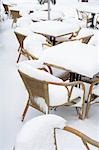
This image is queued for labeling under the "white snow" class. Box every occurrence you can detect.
[0,0,99,150]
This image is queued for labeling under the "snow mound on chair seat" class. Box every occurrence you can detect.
[15,114,67,150]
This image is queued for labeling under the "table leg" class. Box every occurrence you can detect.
[70,72,75,82]
[90,13,95,28]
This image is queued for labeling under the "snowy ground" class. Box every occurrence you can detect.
[0,6,99,150]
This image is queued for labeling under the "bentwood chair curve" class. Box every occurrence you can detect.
[14,114,99,150]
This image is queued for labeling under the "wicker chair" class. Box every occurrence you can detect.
[76,9,93,28]
[14,114,99,150]
[56,28,94,45]
[17,60,85,121]
[10,9,21,27]
[14,31,27,63]
[85,78,99,118]
[3,3,10,15]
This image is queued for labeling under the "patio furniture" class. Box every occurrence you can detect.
[76,3,99,28]
[14,27,33,62]
[40,41,98,79]
[2,3,10,15]
[85,78,99,118]
[14,30,27,62]
[23,33,51,60]
[29,20,80,45]
[10,9,21,27]
[14,114,99,150]
[17,60,85,121]
[29,10,64,22]
[76,9,93,27]
[56,27,94,44]
[23,35,70,81]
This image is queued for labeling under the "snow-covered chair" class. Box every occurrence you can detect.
[76,9,93,28]
[15,31,48,62]
[85,78,99,118]
[14,27,33,62]
[23,33,50,60]
[14,114,99,150]
[16,16,33,27]
[17,60,85,121]
[71,27,95,44]
[56,28,94,44]
[10,9,21,27]
[23,36,70,81]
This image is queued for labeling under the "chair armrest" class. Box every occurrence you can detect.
[88,79,99,95]
[61,126,99,149]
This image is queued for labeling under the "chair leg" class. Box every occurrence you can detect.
[17,52,22,63]
[22,100,29,121]
[78,107,85,120]
[85,103,91,118]
[18,46,21,52]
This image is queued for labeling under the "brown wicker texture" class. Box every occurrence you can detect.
[10,9,21,27]
[85,79,99,118]
[18,67,85,121]
[14,31,27,62]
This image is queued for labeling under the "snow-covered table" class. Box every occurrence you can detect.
[76,3,99,28]
[30,21,80,45]
[29,10,63,22]
[40,41,99,78]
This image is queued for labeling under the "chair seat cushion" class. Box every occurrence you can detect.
[15,114,67,150]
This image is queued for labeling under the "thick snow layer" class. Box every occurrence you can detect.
[15,114,66,150]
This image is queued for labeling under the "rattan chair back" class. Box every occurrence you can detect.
[10,9,21,26]
[18,70,50,119]
[3,4,9,14]
[14,32,27,49]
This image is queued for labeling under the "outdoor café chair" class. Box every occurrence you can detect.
[76,9,93,28]
[23,33,51,60]
[2,3,10,16]
[14,27,36,62]
[15,31,47,62]
[10,9,21,27]
[17,60,85,121]
[14,114,99,150]
[23,36,70,81]
[56,27,94,44]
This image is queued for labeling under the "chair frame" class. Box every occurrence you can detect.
[14,31,27,63]
[85,79,99,118]
[18,66,85,121]
[76,9,93,27]
[10,9,21,27]
[54,126,99,150]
